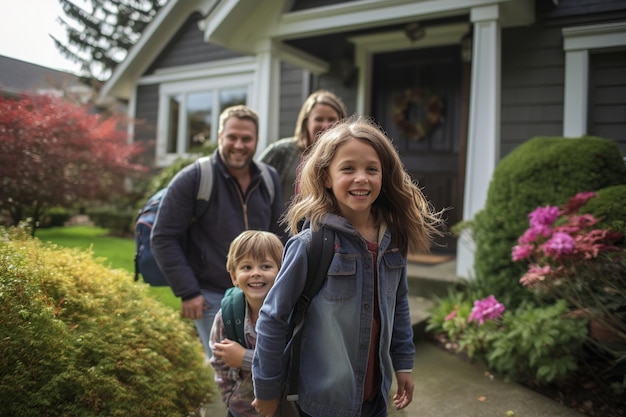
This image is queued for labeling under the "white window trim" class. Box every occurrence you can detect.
[562,22,626,137]
[154,60,256,167]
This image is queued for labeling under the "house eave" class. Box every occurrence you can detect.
[100,0,216,101]
[200,0,533,61]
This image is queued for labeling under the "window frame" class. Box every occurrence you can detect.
[155,61,255,167]
[562,22,626,137]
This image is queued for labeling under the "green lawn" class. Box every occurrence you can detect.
[37,226,181,311]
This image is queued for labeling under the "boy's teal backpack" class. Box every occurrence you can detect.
[220,226,336,352]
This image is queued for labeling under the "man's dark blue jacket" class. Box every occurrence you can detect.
[151,151,284,301]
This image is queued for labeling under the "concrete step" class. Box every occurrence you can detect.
[407,259,458,340]
[408,295,434,340]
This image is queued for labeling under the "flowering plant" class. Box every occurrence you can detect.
[432,293,588,383]
[513,192,623,290]
[512,192,626,346]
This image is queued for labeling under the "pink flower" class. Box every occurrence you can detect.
[512,244,533,261]
[445,309,457,321]
[528,205,560,229]
[519,265,552,287]
[518,228,540,245]
[468,295,505,325]
[562,192,598,215]
[542,232,576,258]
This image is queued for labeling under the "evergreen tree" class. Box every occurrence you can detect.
[52,0,168,85]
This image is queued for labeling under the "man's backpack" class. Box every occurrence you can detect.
[220,226,335,401]
[134,156,276,286]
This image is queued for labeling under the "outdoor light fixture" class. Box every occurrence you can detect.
[404,22,425,42]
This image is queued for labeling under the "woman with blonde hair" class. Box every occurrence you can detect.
[259,89,348,206]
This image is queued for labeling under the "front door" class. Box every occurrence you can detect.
[372,45,464,254]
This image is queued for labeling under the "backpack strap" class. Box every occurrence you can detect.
[220,287,247,348]
[195,156,214,201]
[286,226,335,401]
[195,156,274,206]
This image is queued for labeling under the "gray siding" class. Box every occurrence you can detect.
[145,13,244,75]
[540,0,626,19]
[278,62,307,139]
[500,26,565,156]
[589,50,626,154]
[134,84,160,167]
[290,0,359,12]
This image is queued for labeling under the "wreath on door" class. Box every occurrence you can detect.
[392,88,445,141]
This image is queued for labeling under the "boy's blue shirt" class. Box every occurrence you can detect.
[253,213,415,417]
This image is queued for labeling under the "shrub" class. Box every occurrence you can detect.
[38,206,73,228]
[486,300,588,384]
[581,184,626,239]
[0,227,215,416]
[472,136,626,307]
[87,207,135,237]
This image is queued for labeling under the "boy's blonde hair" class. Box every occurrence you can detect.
[226,231,284,273]
[285,115,445,255]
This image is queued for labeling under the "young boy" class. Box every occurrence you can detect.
[209,230,284,417]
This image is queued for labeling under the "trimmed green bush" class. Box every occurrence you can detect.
[40,206,73,228]
[87,207,136,237]
[0,227,215,416]
[581,184,626,240]
[472,136,626,307]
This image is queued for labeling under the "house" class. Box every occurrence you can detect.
[0,55,90,101]
[100,0,626,279]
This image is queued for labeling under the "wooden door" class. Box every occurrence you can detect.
[372,45,464,254]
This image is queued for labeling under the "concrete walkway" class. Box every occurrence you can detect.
[204,340,584,416]
[388,341,584,417]
[204,259,585,416]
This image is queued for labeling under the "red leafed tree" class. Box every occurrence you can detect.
[0,93,146,234]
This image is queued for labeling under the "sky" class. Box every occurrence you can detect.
[0,0,82,74]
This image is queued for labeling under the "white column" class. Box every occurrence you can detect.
[457,5,501,279]
[563,50,589,137]
[253,40,281,153]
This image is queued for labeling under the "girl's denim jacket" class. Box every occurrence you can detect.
[253,214,415,417]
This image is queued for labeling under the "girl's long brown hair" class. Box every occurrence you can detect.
[285,115,445,255]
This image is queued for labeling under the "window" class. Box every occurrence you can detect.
[562,22,626,137]
[156,63,254,167]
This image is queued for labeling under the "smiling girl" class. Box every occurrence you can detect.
[252,115,445,417]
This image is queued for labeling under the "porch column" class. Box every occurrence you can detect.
[253,40,281,153]
[562,50,589,137]
[457,5,501,279]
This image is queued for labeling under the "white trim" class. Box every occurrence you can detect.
[563,50,589,138]
[457,5,502,279]
[562,22,626,137]
[563,22,626,51]
[127,88,137,146]
[278,43,329,75]
[137,57,257,85]
[275,0,504,38]
[253,40,281,154]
